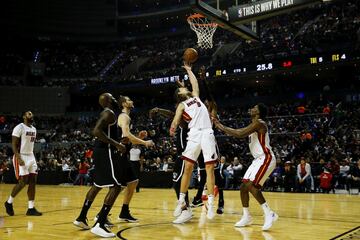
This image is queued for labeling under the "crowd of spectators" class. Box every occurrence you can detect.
[0,99,359,192]
[0,0,359,87]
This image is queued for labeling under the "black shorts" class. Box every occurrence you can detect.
[129,161,140,179]
[93,147,138,187]
[173,156,185,183]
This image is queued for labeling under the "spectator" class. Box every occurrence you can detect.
[319,167,333,193]
[347,160,360,193]
[296,157,313,192]
[283,161,296,192]
[74,159,90,185]
[338,160,350,188]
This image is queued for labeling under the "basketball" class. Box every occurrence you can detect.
[183,48,198,63]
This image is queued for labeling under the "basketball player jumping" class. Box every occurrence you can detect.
[170,62,218,220]
[4,111,42,216]
[213,104,278,231]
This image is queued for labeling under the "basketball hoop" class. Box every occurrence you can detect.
[187,14,218,49]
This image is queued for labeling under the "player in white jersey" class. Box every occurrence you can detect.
[170,62,218,221]
[4,111,42,216]
[213,104,278,231]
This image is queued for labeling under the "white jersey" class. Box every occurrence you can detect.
[181,97,212,129]
[12,123,36,154]
[248,120,273,159]
[129,148,141,162]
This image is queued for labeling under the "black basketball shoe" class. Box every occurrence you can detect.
[119,210,138,223]
[190,198,204,208]
[4,201,14,216]
[26,208,42,216]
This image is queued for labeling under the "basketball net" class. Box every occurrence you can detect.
[187,14,218,49]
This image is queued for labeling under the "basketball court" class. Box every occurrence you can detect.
[0,185,359,239]
[1,1,359,239]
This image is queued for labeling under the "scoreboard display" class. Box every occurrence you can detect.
[150,52,353,85]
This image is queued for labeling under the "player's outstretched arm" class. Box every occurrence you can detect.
[213,118,261,138]
[118,114,154,148]
[170,104,185,136]
[183,62,199,97]
[149,107,175,119]
[93,110,125,152]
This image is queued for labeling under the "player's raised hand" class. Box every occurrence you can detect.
[182,61,192,71]
[145,140,155,148]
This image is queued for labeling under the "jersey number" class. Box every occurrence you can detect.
[30,137,35,142]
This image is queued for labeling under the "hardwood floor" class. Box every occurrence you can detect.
[0,184,359,239]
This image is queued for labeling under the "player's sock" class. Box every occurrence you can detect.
[243,207,250,217]
[97,204,111,226]
[78,199,93,219]
[28,200,34,209]
[179,192,186,204]
[261,202,271,216]
[208,194,214,205]
[7,196,14,204]
[121,204,129,212]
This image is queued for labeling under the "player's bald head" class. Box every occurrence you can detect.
[99,93,115,109]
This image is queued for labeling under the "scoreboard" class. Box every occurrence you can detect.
[150,52,354,85]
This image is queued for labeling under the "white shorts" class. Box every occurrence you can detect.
[243,154,276,187]
[181,128,218,165]
[12,153,38,179]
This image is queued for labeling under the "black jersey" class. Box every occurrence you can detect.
[94,108,118,150]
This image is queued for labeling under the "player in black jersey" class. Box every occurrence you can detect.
[73,93,152,238]
[74,93,126,238]
[117,95,154,222]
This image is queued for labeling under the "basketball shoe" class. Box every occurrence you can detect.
[216,207,224,214]
[234,215,253,227]
[91,223,115,238]
[73,217,90,230]
[119,209,138,223]
[172,208,193,224]
[4,201,14,216]
[26,208,42,216]
[190,198,203,208]
[262,211,278,231]
[174,200,186,217]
